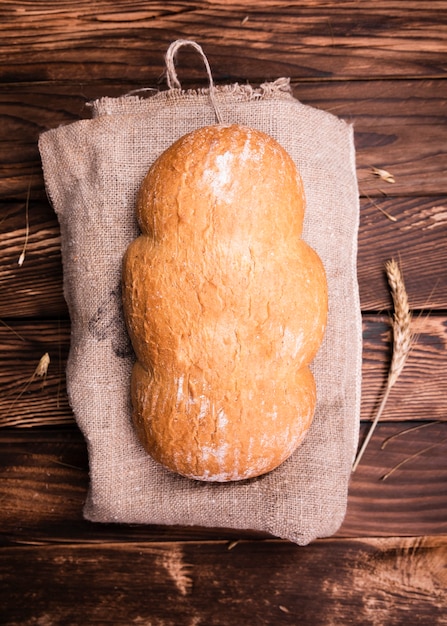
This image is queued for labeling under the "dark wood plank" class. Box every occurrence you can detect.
[0,321,71,427]
[358,197,447,311]
[343,421,447,537]
[1,314,446,426]
[0,201,66,319]
[2,192,446,317]
[298,79,447,198]
[1,1,446,85]
[361,314,447,422]
[1,79,446,199]
[1,536,447,625]
[1,423,446,544]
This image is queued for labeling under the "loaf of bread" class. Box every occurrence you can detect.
[122,124,328,482]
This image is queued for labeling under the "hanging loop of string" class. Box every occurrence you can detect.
[165,39,224,125]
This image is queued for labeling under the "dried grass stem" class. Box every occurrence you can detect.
[381,436,447,481]
[352,259,412,471]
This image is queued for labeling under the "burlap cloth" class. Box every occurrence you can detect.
[39,41,362,545]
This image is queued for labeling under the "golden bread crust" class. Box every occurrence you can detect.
[122,124,327,481]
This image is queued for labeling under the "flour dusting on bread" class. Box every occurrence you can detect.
[122,124,328,481]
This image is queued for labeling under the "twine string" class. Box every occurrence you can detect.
[165,39,224,124]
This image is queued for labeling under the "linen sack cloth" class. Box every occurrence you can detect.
[39,50,361,546]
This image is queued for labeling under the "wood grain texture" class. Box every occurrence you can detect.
[1,424,446,545]
[1,0,447,84]
[361,314,447,422]
[358,197,447,311]
[1,536,447,625]
[0,320,70,427]
[0,201,65,318]
[343,421,447,537]
[1,315,446,426]
[1,79,446,199]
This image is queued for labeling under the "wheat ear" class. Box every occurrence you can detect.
[352,259,412,471]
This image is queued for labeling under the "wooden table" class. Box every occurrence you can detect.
[1,2,446,624]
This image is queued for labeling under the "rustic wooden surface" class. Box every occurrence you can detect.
[1,2,446,624]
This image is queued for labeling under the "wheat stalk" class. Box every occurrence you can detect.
[386,259,412,385]
[352,259,412,471]
[1,353,51,427]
